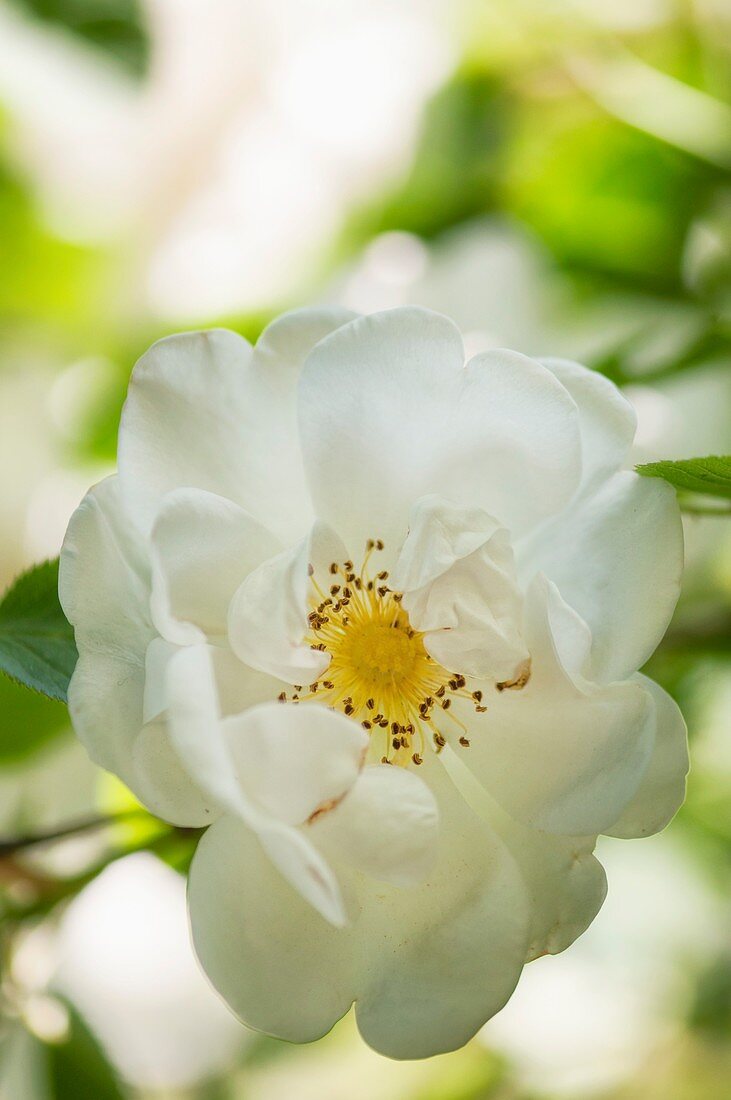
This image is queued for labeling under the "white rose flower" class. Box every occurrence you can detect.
[59,307,688,1059]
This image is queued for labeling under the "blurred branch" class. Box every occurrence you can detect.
[0,825,202,924]
[0,809,148,857]
[566,43,731,169]
[662,610,731,654]
[598,325,730,387]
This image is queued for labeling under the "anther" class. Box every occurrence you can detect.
[412,753,423,765]
[459,736,471,747]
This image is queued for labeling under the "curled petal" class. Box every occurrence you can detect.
[519,471,683,684]
[150,488,279,646]
[455,577,655,836]
[310,763,439,887]
[607,675,689,839]
[393,495,528,682]
[165,645,351,925]
[222,703,367,828]
[228,521,346,684]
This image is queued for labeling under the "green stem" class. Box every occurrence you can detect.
[680,502,731,516]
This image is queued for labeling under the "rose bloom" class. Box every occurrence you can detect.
[59,307,687,1059]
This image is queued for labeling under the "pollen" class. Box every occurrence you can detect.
[279,539,487,766]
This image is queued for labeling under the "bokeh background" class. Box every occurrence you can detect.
[0,1,730,1097]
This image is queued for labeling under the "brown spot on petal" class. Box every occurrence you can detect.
[496,658,532,692]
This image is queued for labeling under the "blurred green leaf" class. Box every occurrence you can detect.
[0,674,69,763]
[344,70,509,246]
[0,559,77,702]
[46,1005,126,1100]
[8,0,148,77]
[637,455,731,499]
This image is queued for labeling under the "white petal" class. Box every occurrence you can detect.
[119,310,356,541]
[144,639,277,725]
[221,703,367,827]
[352,766,530,1059]
[519,471,683,683]
[165,646,347,925]
[393,495,528,682]
[59,476,151,661]
[149,488,280,646]
[227,521,346,684]
[440,749,606,962]
[298,308,582,551]
[132,720,219,827]
[509,826,606,962]
[189,815,356,1041]
[455,577,656,836]
[541,357,636,492]
[118,330,255,534]
[187,767,530,1057]
[310,763,439,887]
[257,826,347,928]
[143,637,178,724]
[607,674,688,839]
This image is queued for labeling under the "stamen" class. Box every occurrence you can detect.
[294,537,489,766]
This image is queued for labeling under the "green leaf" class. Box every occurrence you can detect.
[636,455,731,500]
[0,559,77,702]
[46,1005,126,1100]
[0,674,69,763]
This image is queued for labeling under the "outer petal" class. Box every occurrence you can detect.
[59,477,210,825]
[166,646,347,925]
[310,764,439,887]
[607,675,689,839]
[189,815,356,1042]
[440,749,606,962]
[222,703,367,827]
[351,769,530,1060]
[455,577,655,836]
[118,309,356,541]
[59,477,151,782]
[519,471,683,683]
[150,488,280,645]
[187,766,530,1057]
[541,357,636,493]
[298,307,581,552]
[227,521,347,684]
[393,495,528,682]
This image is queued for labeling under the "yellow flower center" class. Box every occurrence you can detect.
[279,540,487,766]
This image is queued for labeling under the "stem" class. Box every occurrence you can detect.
[680,502,731,516]
[0,809,149,857]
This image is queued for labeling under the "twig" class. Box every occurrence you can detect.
[0,809,148,857]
